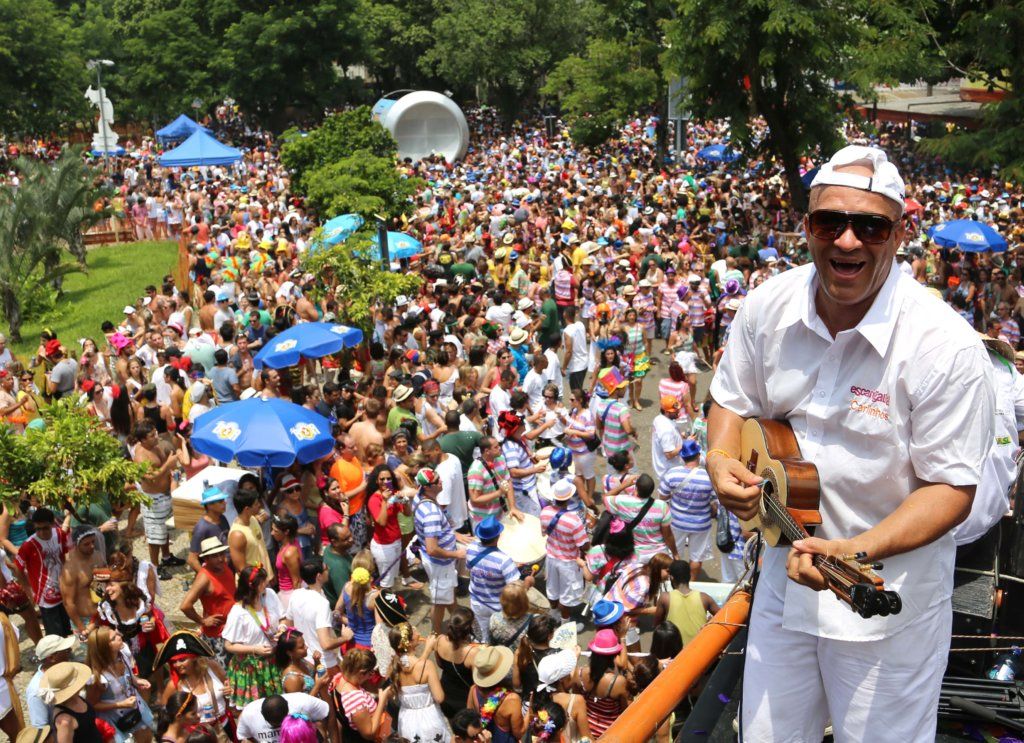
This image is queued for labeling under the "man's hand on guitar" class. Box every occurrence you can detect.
[788,537,858,591]
[707,453,762,520]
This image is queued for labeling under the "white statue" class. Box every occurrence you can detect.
[85,86,120,153]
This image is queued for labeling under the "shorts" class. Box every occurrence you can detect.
[141,492,172,545]
[574,449,596,480]
[659,317,673,339]
[642,325,655,340]
[423,559,457,604]
[692,326,706,344]
[545,557,585,607]
[370,538,402,588]
[672,526,714,563]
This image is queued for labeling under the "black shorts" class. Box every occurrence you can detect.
[693,326,706,344]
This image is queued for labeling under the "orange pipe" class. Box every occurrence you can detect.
[599,589,752,743]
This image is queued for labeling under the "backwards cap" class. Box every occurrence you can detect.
[809,145,905,214]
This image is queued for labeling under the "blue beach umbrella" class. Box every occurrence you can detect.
[191,398,334,467]
[927,219,1007,253]
[697,144,741,163]
[319,214,364,247]
[365,231,424,261]
[253,322,364,370]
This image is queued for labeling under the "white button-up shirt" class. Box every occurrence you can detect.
[954,350,1024,545]
[711,262,994,640]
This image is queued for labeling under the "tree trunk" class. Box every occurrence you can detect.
[1,288,22,344]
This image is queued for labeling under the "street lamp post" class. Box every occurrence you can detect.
[86,59,115,172]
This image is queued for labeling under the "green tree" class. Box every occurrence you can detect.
[0,399,149,510]
[662,0,936,210]
[0,151,100,342]
[356,0,434,93]
[543,38,660,146]
[918,2,1024,179]
[300,233,422,330]
[216,0,364,122]
[281,107,397,192]
[422,0,591,126]
[303,149,423,220]
[0,0,87,134]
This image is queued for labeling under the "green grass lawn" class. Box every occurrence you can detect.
[9,240,179,358]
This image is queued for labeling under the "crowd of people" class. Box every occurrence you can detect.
[0,105,1021,743]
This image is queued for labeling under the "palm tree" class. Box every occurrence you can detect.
[0,149,99,343]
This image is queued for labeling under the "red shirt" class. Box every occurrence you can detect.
[198,564,236,638]
[367,492,402,545]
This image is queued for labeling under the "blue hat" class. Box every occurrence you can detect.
[592,600,625,627]
[550,447,573,471]
[475,515,504,542]
[201,485,228,505]
[215,291,230,302]
[680,439,701,459]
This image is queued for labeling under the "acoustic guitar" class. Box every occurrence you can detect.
[739,418,902,619]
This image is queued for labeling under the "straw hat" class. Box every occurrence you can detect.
[16,727,51,743]
[508,327,529,346]
[199,536,229,559]
[473,645,515,687]
[393,385,414,403]
[39,662,92,706]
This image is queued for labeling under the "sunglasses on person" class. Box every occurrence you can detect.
[807,210,894,245]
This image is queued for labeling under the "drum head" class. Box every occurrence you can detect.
[499,513,547,564]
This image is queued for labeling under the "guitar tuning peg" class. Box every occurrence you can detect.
[870,563,883,570]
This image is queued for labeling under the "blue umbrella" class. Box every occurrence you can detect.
[191,398,334,467]
[316,213,364,250]
[927,219,1007,253]
[697,144,741,163]
[253,322,364,370]
[366,231,423,261]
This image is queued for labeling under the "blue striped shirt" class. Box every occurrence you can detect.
[659,464,715,531]
[413,497,457,566]
[501,439,537,496]
[466,543,520,610]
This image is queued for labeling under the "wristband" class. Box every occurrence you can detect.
[706,448,735,461]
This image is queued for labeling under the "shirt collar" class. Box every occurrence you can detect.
[779,261,903,356]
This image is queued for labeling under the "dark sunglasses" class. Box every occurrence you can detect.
[807,210,894,245]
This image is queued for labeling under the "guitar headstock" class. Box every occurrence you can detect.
[820,554,903,619]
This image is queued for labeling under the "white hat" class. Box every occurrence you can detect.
[726,297,743,311]
[551,478,576,501]
[509,327,529,346]
[395,295,410,306]
[638,279,652,288]
[809,145,905,213]
[517,298,533,311]
[688,273,702,283]
[35,635,76,660]
[189,381,207,401]
[537,648,579,691]
[393,384,414,403]
[123,305,135,315]
[617,259,631,268]
[141,296,152,307]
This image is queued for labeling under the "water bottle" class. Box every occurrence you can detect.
[201,702,214,722]
[987,646,1021,681]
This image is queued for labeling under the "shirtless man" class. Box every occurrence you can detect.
[60,527,105,639]
[198,290,218,333]
[295,285,319,322]
[349,399,385,460]
[132,420,187,573]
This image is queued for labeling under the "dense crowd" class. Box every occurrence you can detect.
[0,107,1021,743]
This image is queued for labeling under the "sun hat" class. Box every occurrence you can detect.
[200,485,227,505]
[473,645,515,687]
[809,144,906,213]
[617,259,631,268]
[374,590,409,627]
[16,726,51,743]
[393,384,414,403]
[660,395,681,414]
[724,279,741,295]
[35,635,76,660]
[592,600,625,627]
[622,285,637,296]
[688,273,702,284]
[475,515,504,542]
[502,232,516,245]
[589,629,623,656]
[39,662,92,706]
[123,305,136,315]
[494,247,508,260]
[680,439,701,459]
[551,479,576,502]
[517,298,533,311]
[198,536,229,559]
[536,649,579,692]
[638,279,652,288]
[509,327,529,346]
[726,297,743,312]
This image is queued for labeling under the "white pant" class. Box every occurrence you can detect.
[719,554,744,584]
[370,538,402,588]
[423,559,457,604]
[742,573,951,743]
[545,556,585,607]
[672,525,713,562]
[471,600,497,643]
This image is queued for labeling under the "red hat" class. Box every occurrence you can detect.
[422,380,440,394]
[44,339,62,357]
[80,379,96,394]
[280,474,300,491]
[498,410,523,434]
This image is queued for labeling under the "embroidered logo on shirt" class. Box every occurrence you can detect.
[849,385,890,421]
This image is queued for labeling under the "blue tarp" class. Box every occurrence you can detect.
[155,114,210,143]
[159,130,242,167]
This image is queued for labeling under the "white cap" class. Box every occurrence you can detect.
[809,145,905,213]
[517,298,533,311]
[123,305,135,315]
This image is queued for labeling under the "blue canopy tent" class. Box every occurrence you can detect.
[159,130,242,167]
[155,114,211,144]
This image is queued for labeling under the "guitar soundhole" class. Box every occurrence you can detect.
[759,476,775,527]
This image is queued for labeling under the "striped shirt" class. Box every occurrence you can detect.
[339,687,376,726]
[413,497,457,566]
[467,455,510,525]
[688,290,709,327]
[540,504,588,561]
[466,543,520,610]
[501,438,537,496]
[564,407,595,453]
[659,464,715,531]
[657,281,680,318]
[633,292,656,329]
[585,545,648,611]
[603,494,672,561]
[598,399,631,455]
